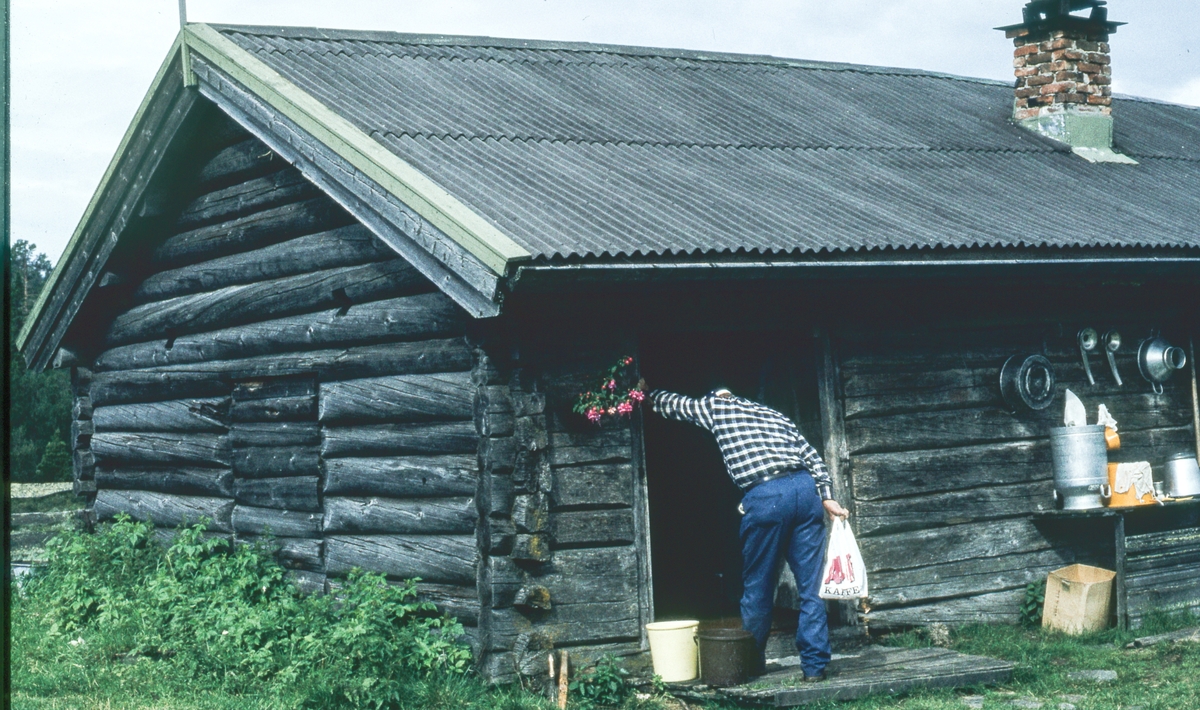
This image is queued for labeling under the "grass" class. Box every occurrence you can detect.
[789,615,1200,710]
[12,615,1199,709]
[10,490,81,514]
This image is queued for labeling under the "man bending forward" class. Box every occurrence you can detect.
[643,381,849,681]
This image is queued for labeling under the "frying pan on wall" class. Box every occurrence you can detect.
[1000,354,1056,413]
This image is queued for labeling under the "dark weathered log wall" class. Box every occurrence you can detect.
[474,343,649,685]
[838,321,1195,627]
[81,126,479,623]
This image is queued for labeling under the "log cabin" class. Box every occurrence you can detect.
[18,2,1200,683]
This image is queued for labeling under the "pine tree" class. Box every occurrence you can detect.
[34,432,73,482]
[8,241,73,482]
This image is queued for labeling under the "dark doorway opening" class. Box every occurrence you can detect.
[639,329,822,623]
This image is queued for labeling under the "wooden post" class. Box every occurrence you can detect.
[814,328,852,512]
[557,650,569,709]
[1190,337,1199,461]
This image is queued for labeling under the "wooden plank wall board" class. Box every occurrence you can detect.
[1125,526,1200,628]
[837,321,1194,626]
[81,126,484,626]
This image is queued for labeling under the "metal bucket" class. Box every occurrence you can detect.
[1050,426,1108,510]
[697,628,756,687]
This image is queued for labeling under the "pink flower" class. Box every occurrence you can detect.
[607,407,617,416]
[586,407,602,422]
[628,389,645,402]
[617,402,633,415]
[606,379,617,391]
[623,357,634,365]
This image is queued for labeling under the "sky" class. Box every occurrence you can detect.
[11,0,1200,265]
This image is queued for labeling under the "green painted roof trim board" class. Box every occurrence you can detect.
[17,23,530,352]
[182,24,530,273]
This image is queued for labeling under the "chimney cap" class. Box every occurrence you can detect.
[996,0,1124,35]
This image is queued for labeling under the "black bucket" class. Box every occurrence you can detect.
[697,629,756,687]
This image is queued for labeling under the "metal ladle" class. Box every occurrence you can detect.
[1104,330,1123,386]
[1079,327,1099,385]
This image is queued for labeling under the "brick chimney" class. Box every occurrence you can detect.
[997,0,1135,163]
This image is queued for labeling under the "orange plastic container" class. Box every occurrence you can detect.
[1104,462,1156,508]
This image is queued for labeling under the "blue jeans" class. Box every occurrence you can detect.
[739,473,830,676]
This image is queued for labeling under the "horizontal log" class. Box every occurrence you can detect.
[851,440,1051,501]
[231,395,317,423]
[854,481,1056,537]
[322,455,477,497]
[196,137,284,191]
[484,547,638,609]
[95,467,234,497]
[489,601,641,650]
[95,293,466,371]
[231,505,322,537]
[230,422,320,448]
[552,509,635,547]
[91,431,230,467]
[237,534,324,571]
[154,196,353,267]
[322,496,477,534]
[137,225,392,302]
[92,340,473,402]
[90,371,232,407]
[325,534,478,585]
[863,589,1025,628]
[234,377,316,401]
[320,421,478,458]
[415,583,480,626]
[233,476,320,511]
[107,260,429,347]
[550,463,633,509]
[177,166,319,231]
[232,446,321,478]
[318,371,475,424]
[858,519,1055,573]
[94,489,233,532]
[288,570,327,595]
[548,430,632,466]
[92,398,230,432]
[868,548,1075,608]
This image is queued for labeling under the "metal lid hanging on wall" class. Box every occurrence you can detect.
[1000,354,1056,413]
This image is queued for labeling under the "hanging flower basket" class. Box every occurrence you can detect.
[573,356,644,425]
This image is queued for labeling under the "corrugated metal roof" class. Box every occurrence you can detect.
[216,25,1200,261]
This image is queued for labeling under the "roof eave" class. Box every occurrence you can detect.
[19,23,532,369]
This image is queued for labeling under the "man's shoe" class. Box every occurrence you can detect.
[802,671,827,683]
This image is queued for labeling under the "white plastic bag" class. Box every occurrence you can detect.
[819,519,868,600]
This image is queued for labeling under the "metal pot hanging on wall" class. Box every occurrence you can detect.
[1137,335,1188,395]
[1000,354,1056,413]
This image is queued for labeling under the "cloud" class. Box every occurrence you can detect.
[1167,77,1200,108]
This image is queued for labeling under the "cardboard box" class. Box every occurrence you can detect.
[1042,564,1115,635]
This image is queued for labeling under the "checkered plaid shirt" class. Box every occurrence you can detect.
[649,389,834,499]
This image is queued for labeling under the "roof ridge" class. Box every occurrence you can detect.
[377,129,1059,155]
[212,23,1013,87]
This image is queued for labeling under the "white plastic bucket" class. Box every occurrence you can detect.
[645,620,699,682]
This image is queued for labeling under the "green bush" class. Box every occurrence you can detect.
[13,515,472,708]
[570,654,633,707]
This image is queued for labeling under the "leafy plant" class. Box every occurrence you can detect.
[570,654,632,707]
[573,356,644,424]
[13,515,472,708]
[1021,578,1046,627]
